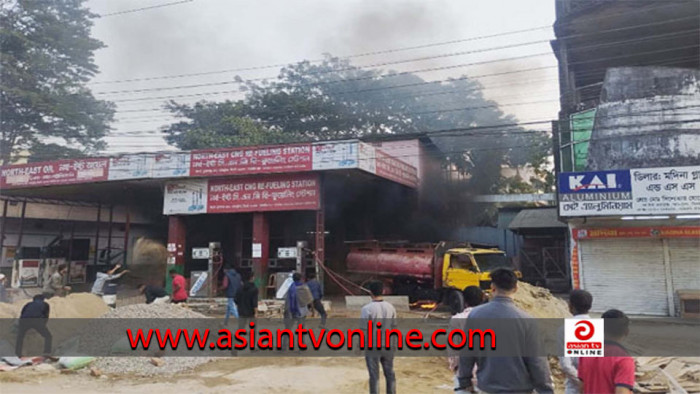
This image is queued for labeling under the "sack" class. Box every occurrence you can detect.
[296,284,314,307]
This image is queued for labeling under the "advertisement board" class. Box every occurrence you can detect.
[208,173,320,213]
[0,158,109,188]
[152,152,191,178]
[358,142,377,174]
[312,141,358,170]
[190,144,313,177]
[375,149,419,188]
[558,165,700,216]
[163,179,208,215]
[108,154,153,180]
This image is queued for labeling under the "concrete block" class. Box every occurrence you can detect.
[344,295,410,311]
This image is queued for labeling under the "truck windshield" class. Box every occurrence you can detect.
[473,253,509,271]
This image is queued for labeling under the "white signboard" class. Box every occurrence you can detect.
[163,179,208,215]
[277,247,298,259]
[153,152,191,178]
[358,142,377,174]
[312,141,358,170]
[192,248,210,259]
[252,243,262,258]
[108,154,154,180]
[558,165,700,216]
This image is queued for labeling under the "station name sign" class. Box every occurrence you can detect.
[1,141,418,190]
[163,173,320,215]
[558,165,700,216]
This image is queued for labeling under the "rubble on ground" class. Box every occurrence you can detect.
[514,281,571,319]
[636,357,700,393]
[92,302,212,375]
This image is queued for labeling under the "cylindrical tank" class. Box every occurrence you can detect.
[346,244,435,279]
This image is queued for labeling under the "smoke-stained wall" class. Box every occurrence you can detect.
[586,67,700,170]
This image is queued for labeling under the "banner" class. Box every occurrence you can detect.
[559,165,700,216]
[190,144,312,177]
[152,152,190,178]
[1,158,109,188]
[312,141,358,170]
[358,142,377,174]
[108,154,153,180]
[573,227,700,239]
[163,179,208,215]
[208,173,320,213]
[375,149,418,188]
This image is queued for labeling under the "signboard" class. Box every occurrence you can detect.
[16,259,40,287]
[108,154,153,180]
[163,179,208,215]
[252,243,262,258]
[208,173,320,213]
[277,247,298,259]
[1,158,109,188]
[69,261,87,284]
[153,152,190,178]
[375,149,419,188]
[190,144,312,177]
[558,165,700,216]
[312,141,358,170]
[358,142,377,174]
[192,248,210,259]
[573,227,700,239]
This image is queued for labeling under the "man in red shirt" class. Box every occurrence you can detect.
[578,309,634,394]
[169,268,188,304]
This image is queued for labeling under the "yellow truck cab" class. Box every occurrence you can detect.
[441,247,519,313]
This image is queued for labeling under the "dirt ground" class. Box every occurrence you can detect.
[0,357,456,394]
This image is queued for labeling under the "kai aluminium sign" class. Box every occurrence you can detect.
[559,166,700,216]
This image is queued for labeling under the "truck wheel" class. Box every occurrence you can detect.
[447,289,464,315]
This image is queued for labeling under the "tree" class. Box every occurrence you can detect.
[0,0,114,164]
[162,56,551,197]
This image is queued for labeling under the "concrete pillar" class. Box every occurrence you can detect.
[166,216,186,292]
[252,212,269,296]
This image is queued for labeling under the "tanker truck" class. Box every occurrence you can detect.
[345,241,516,314]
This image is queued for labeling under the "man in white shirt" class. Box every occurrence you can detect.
[91,264,128,295]
[361,280,397,394]
[557,289,593,394]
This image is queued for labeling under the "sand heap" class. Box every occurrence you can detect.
[0,293,109,319]
[514,281,571,319]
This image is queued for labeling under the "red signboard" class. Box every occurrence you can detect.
[207,173,320,213]
[375,149,418,188]
[573,227,700,239]
[0,158,109,189]
[190,144,313,177]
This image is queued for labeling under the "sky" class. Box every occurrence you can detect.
[85,0,559,154]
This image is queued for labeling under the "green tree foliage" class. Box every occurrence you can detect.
[162,56,551,195]
[0,0,114,163]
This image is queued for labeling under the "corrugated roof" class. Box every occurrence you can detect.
[508,208,567,230]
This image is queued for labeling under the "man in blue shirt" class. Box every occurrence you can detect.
[306,272,326,327]
[222,266,242,326]
[16,294,52,357]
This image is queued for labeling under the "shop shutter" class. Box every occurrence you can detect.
[668,238,700,315]
[580,238,667,315]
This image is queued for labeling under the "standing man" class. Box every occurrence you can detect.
[169,268,188,304]
[91,264,129,295]
[578,309,634,394]
[15,294,52,357]
[558,289,593,394]
[0,273,8,303]
[456,268,553,394]
[306,272,327,328]
[361,280,397,394]
[42,264,71,298]
[222,266,242,326]
[285,272,311,321]
[236,271,258,326]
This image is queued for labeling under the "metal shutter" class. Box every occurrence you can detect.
[668,238,700,315]
[580,238,667,315]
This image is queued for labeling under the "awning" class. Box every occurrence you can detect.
[508,208,567,230]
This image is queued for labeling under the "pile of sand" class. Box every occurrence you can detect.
[514,281,571,319]
[0,293,109,319]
